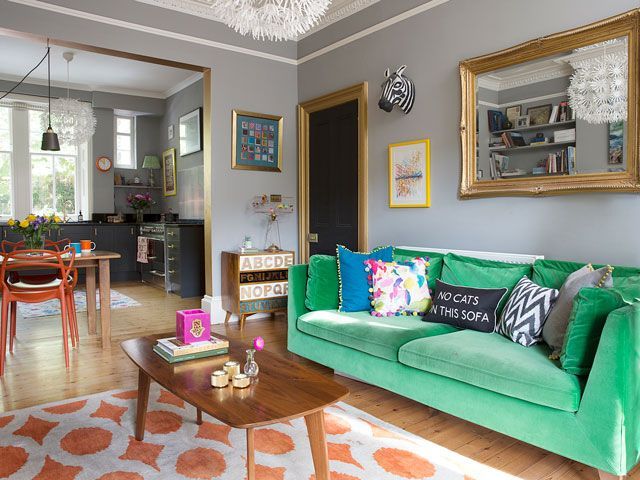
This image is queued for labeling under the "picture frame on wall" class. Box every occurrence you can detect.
[162,148,177,197]
[515,115,530,128]
[179,107,202,156]
[388,139,430,208]
[526,104,552,126]
[505,105,522,123]
[231,109,283,172]
[168,124,174,140]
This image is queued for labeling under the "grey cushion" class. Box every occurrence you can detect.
[542,264,614,355]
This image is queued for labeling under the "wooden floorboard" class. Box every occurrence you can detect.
[0,281,635,480]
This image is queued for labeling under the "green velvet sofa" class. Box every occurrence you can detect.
[287,248,640,478]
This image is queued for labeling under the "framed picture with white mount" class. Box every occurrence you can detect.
[96,156,112,172]
[179,108,202,156]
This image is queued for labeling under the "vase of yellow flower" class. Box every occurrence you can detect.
[7,214,62,251]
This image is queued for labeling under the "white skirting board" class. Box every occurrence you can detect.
[200,295,271,324]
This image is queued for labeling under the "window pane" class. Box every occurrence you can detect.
[116,117,131,134]
[0,108,10,151]
[29,110,45,152]
[55,156,76,214]
[117,149,132,167]
[117,134,131,151]
[31,155,54,214]
[0,153,11,216]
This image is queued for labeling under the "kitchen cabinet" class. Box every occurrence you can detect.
[165,224,204,298]
[91,225,139,281]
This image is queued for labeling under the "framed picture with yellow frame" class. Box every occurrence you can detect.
[162,147,177,197]
[388,138,430,208]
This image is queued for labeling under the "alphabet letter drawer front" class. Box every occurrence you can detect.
[221,250,295,329]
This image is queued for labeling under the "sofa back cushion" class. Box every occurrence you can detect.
[561,287,627,375]
[393,247,444,290]
[337,245,394,312]
[305,255,339,311]
[440,253,533,315]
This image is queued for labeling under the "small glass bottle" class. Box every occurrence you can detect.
[243,349,259,377]
[77,210,83,222]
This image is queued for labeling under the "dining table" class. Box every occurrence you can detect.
[3,250,121,349]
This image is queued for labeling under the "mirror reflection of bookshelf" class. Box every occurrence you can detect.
[486,105,576,180]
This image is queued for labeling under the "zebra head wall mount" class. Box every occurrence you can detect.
[379,65,415,114]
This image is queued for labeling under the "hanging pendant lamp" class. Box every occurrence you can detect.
[45,52,96,146]
[41,40,60,151]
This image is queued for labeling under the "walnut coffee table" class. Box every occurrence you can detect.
[121,334,349,480]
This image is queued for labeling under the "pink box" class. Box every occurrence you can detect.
[176,309,211,344]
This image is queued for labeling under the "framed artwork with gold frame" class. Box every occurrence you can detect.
[231,109,283,172]
[388,139,431,208]
[162,148,177,197]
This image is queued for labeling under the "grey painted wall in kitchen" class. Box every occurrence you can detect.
[0,0,298,300]
[92,107,115,213]
[298,0,640,266]
[160,79,204,219]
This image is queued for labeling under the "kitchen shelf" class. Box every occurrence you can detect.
[489,140,575,153]
[490,120,576,135]
[114,185,162,189]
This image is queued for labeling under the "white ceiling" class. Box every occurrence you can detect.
[134,0,381,38]
[0,35,198,98]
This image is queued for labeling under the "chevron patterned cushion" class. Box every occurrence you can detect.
[498,277,559,347]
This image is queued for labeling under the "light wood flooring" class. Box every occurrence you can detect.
[0,281,636,480]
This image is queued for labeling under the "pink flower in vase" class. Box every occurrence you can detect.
[253,336,265,351]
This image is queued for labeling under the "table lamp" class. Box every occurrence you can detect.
[142,155,161,187]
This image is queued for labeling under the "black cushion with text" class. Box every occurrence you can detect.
[423,279,508,333]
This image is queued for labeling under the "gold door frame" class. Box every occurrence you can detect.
[459,9,640,198]
[0,27,213,296]
[297,82,368,262]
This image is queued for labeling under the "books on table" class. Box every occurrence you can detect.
[154,335,229,363]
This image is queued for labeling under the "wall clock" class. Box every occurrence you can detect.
[96,156,112,172]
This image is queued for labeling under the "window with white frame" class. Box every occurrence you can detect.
[115,115,136,168]
[0,107,12,217]
[0,100,88,220]
[28,110,78,216]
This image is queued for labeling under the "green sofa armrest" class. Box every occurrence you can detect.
[578,303,640,474]
[288,264,310,346]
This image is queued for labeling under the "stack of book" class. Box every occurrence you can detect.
[153,336,230,363]
[541,146,576,175]
[500,132,526,148]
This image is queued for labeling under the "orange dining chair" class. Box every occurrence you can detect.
[0,238,79,349]
[0,249,76,376]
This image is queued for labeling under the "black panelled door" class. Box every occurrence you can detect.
[308,100,359,256]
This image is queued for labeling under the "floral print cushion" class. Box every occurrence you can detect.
[364,258,431,317]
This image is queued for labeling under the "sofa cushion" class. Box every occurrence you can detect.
[297,310,457,362]
[393,248,444,290]
[440,253,533,315]
[305,255,339,311]
[337,245,393,312]
[398,330,582,412]
[533,258,640,290]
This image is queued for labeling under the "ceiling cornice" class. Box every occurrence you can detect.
[133,0,382,40]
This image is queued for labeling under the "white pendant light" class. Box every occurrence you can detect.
[45,52,97,146]
[567,39,628,124]
[210,0,331,41]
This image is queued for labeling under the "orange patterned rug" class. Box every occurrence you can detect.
[0,384,519,479]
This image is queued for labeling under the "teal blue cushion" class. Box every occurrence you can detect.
[337,245,393,312]
[398,330,582,412]
[297,310,457,361]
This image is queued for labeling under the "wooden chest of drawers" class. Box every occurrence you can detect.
[221,250,295,329]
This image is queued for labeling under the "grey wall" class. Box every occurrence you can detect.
[0,0,298,298]
[160,79,204,219]
[91,107,115,213]
[298,0,640,267]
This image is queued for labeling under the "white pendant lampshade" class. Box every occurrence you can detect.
[210,0,331,41]
[567,39,628,124]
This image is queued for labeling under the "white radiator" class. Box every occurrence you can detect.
[396,246,543,265]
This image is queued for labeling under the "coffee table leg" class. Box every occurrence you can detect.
[305,410,330,480]
[246,428,255,480]
[135,369,151,441]
[196,409,203,425]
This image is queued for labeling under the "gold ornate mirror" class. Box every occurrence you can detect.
[459,9,639,198]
